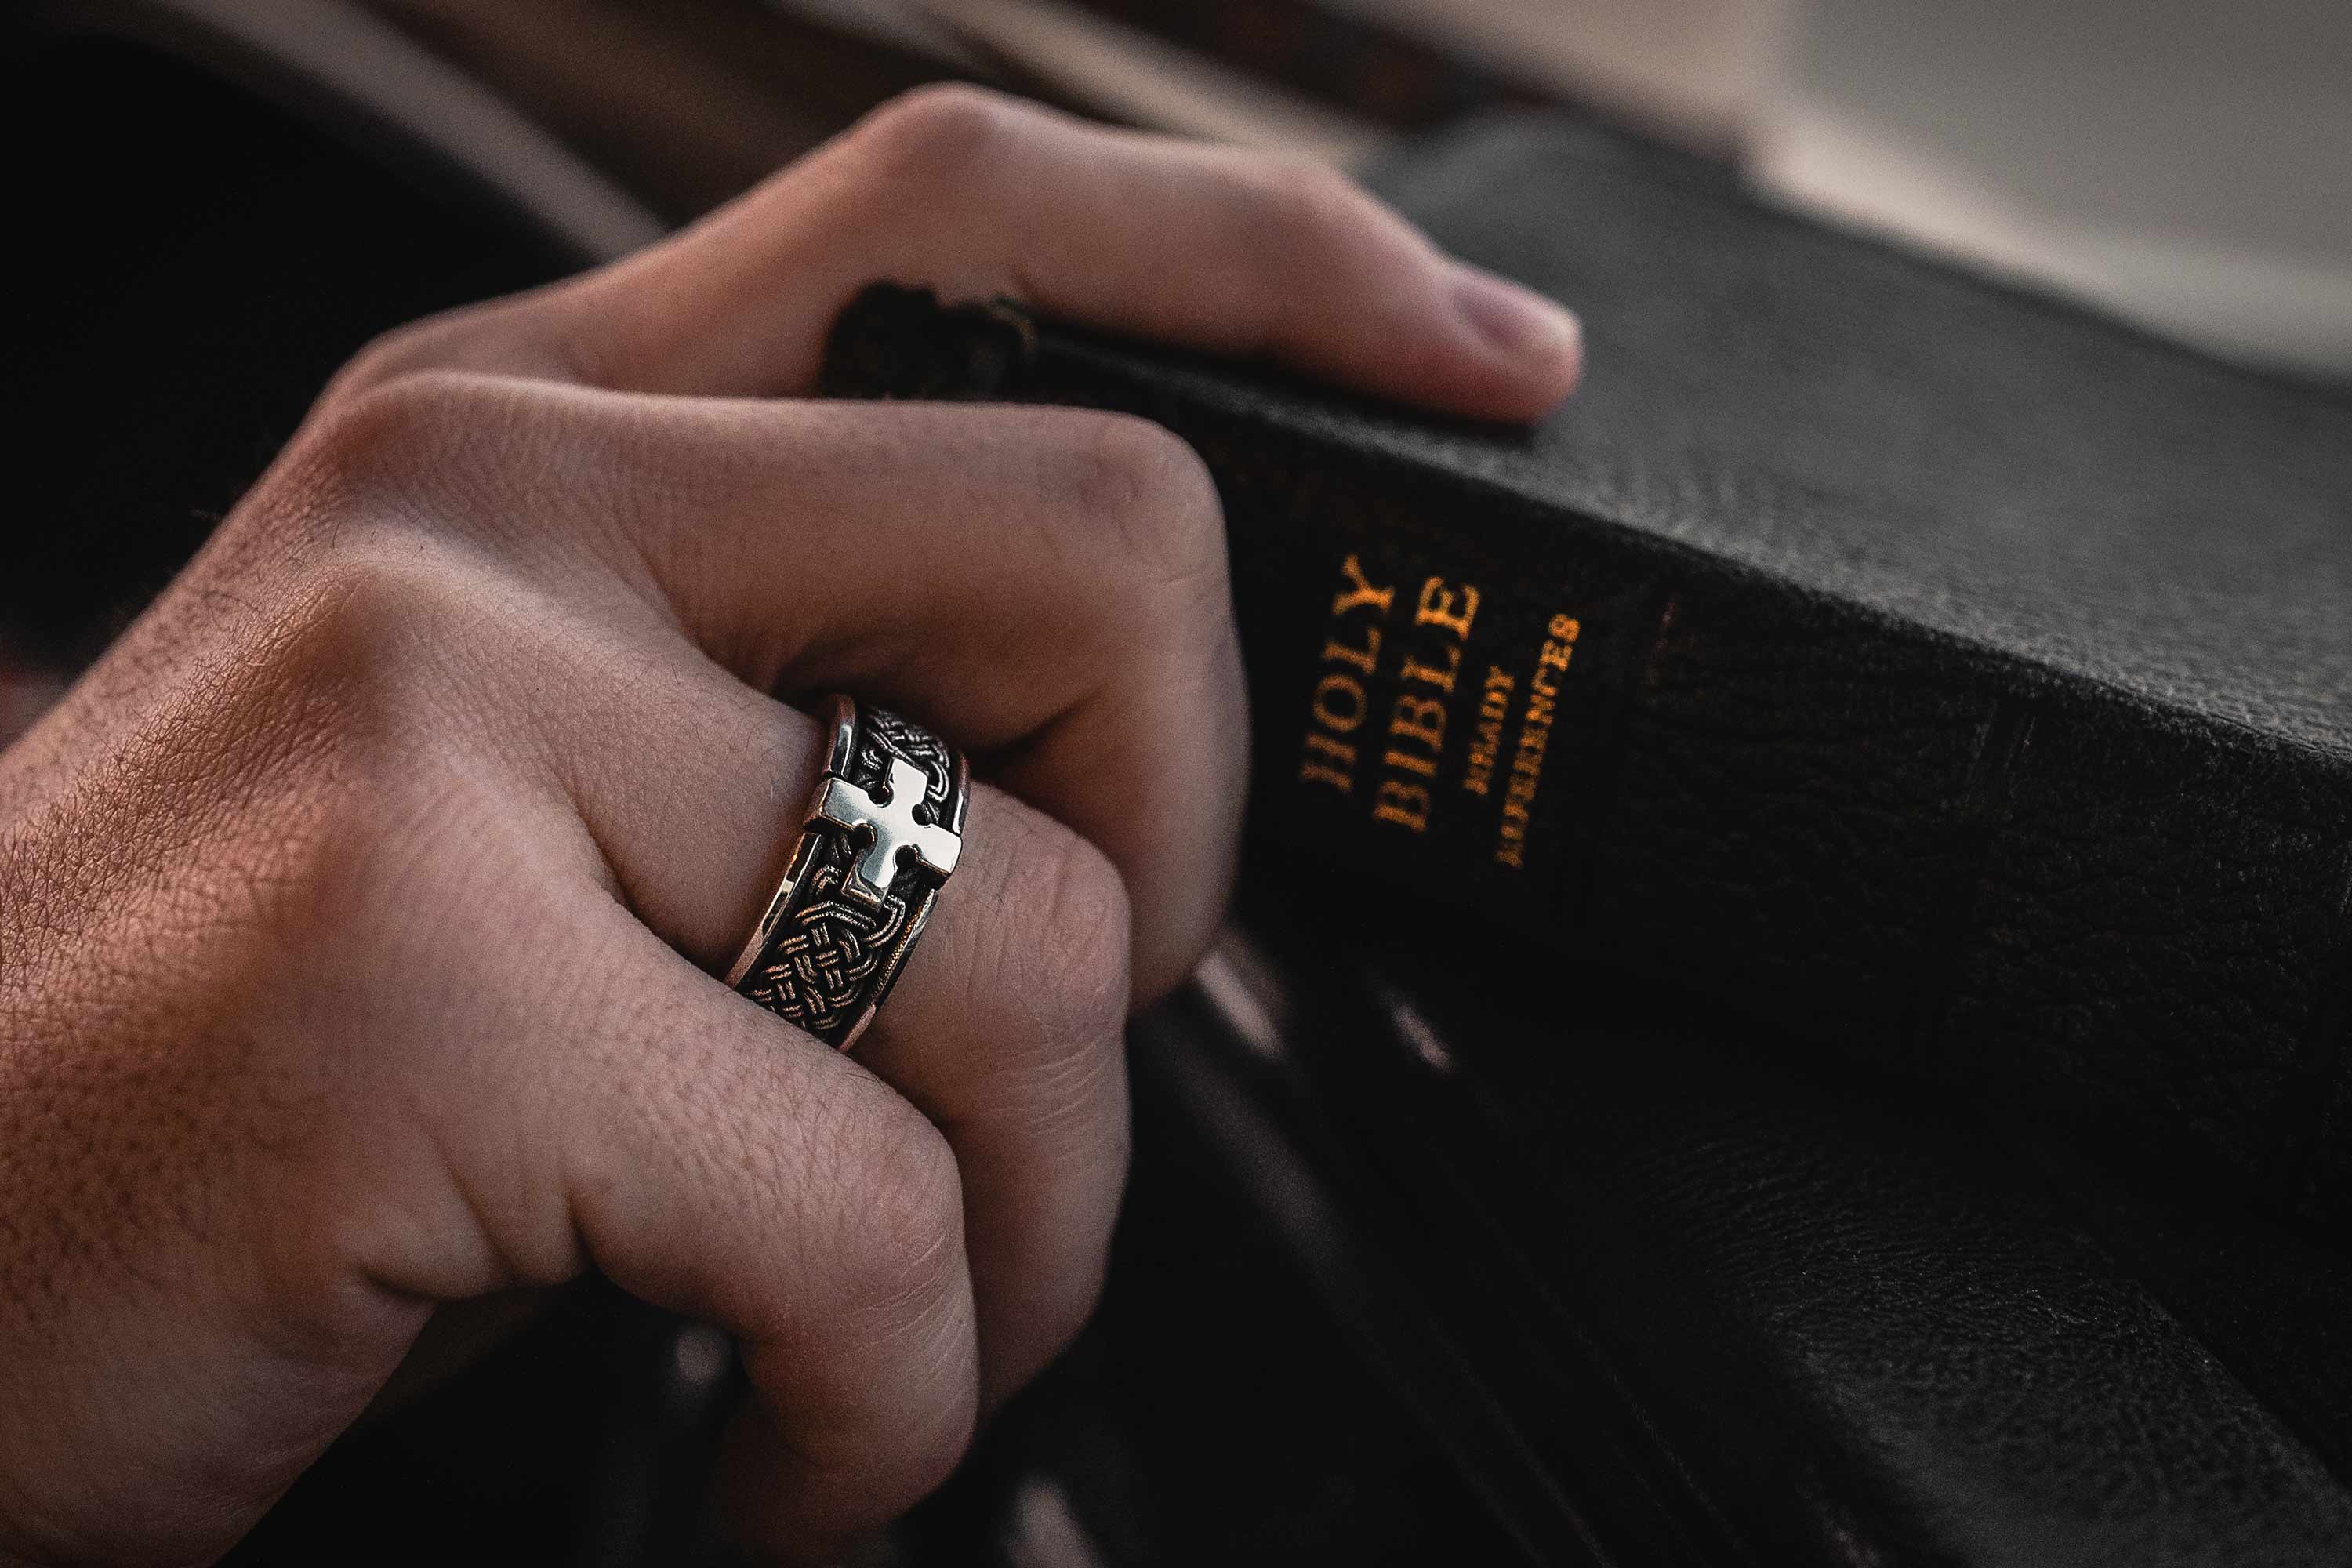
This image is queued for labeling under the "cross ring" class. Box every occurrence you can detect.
[725,695,970,1049]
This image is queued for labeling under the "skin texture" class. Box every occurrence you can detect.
[0,85,1579,1565]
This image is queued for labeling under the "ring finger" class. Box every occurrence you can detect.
[426,383,1247,1400]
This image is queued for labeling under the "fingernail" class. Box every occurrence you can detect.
[1451,265,1582,365]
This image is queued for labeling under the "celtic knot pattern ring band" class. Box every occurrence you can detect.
[725,695,970,1050]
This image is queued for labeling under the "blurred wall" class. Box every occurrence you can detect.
[1752,0,2352,376]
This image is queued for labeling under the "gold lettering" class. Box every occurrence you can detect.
[1496,790,1529,867]
[1492,615,1575,869]
[1332,554,1396,618]
[1537,616,1581,674]
[1399,643,1461,694]
[1383,747,1438,778]
[1523,675,1555,731]
[1414,576,1481,640]
[1462,666,1512,797]
[1389,694,1446,750]
[1322,624,1382,677]
[1312,673,1367,734]
[1373,779,1431,833]
[1300,731,1355,792]
[1502,766,1542,830]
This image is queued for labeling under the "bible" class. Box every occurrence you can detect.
[821,114,2352,1229]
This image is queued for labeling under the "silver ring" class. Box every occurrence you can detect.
[726,695,969,1049]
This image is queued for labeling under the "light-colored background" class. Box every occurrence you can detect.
[854,0,2352,375]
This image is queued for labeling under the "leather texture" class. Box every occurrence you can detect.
[822,116,2352,1234]
[1162,879,2352,1566]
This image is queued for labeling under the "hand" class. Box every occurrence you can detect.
[0,85,1579,1563]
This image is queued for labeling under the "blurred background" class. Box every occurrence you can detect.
[9,0,2350,742]
[203,0,2352,372]
[7,0,2350,735]
[5,2,2350,1564]
[235,0,2352,371]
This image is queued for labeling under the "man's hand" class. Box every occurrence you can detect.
[0,85,1578,1563]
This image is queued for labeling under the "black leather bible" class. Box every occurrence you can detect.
[1110,886,2352,1567]
[822,115,2352,1229]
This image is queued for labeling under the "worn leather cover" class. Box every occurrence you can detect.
[1142,883,2352,1566]
[822,117,2352,1229]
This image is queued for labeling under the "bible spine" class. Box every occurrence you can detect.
[823,285,2352,1229]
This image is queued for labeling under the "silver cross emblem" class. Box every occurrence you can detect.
[811,756,964,905]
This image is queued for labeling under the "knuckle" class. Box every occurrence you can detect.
[1054,412,1227,594]
[322,297,563,410]
[827,1084,969,1323]
[848,81,1022,190]
[771,1080,979,1523]
[255,547,516,850]
[1232,152,1376,244]
[292,368,502,506]
[184,564,498,968]
[326,316,456,407]
[281,539,465,700]
[275,370,578,569]
[1002,818,1134,1054]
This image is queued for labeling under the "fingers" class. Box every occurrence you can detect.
[506,557,1134,1408]
[344,84,1581,421]
[659,397,1243,1004]
[849,788,1132,1401]
[551,908,982,1552]
[284,368,1211,1423]
[223,474,1124,1552]
[368,374,1244,1001]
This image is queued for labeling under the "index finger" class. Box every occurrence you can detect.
[349,85,1582,421]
